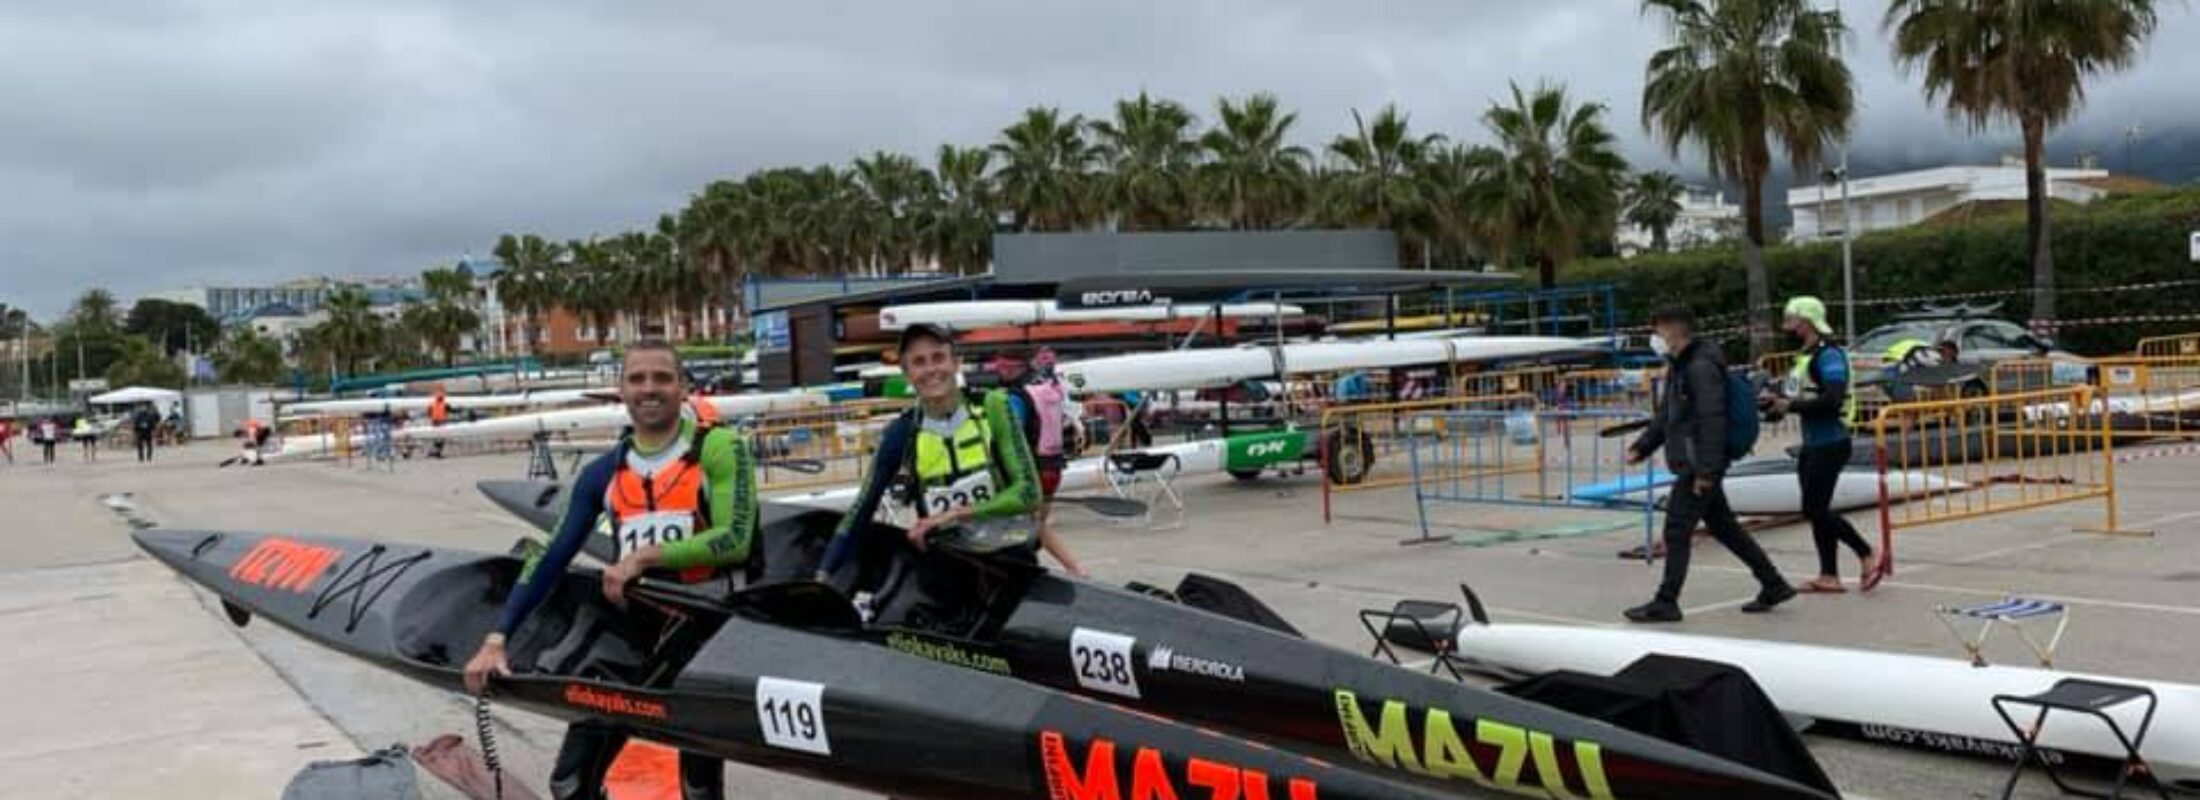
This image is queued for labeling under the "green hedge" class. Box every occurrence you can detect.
[1560,187,2200,355]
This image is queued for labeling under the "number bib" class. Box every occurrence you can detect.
[614,510,694,560]
[920,471,996,516]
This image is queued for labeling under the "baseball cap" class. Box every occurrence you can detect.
[896,323,955,354]
[1783,296,1834,335]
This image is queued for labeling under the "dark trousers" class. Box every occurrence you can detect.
[41,440,56,464]
[1655,475,1786,604]
[549,720,725,800]
[135,433,154,462]
[1798,439,1873,576]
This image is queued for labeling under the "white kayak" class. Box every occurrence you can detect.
[1450,623,2200,791]
[1570,456,1966,516]
[879,300,1302,330]
[281,388,598,417]
[1058,336,1599,394]
[266,391,829,460]
[767,436,1234,513]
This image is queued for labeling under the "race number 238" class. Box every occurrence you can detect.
[1069,628,1140,699]
[925,484,993,514]
[756,677,831,755]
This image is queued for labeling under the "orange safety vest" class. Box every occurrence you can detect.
[603,427,715,583]
[687,394,719,427]
[428,394,449,425]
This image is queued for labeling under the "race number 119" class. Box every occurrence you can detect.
[756,677,831,755]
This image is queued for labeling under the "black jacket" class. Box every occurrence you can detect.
[1631,338,1731,479]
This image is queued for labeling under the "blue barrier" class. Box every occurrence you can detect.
[1403,408,1656,560]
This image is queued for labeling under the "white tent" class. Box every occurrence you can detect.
[89,386,184,407]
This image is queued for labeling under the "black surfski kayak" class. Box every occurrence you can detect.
[477,479,1840,800]
[135,528,1454,800]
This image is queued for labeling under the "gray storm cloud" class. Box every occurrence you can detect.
[3,0,2193,316]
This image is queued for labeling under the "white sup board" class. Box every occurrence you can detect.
[1057,336,1599,394]
[281,389,598,418]
[1572,457,1965,516]
[880,300,1302,330]
[1450,623,2200,791]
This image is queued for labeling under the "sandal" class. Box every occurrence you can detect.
[1859,554,1887,593]
[1796,578,1847,594]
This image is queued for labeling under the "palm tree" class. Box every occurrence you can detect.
[1642,0,1853,351]
[1468,83,1632,289]
[315,287,384,376]
[491,234,565,356]
[70,289,121,336]
[1884,0,2160,326]
[992,107,1095,232]
[1327,104,1443,262]
[851,151,936,273]
[106,335,185,388]
[1200,93,1314,230]
[1090,93,1202,231]
[926,144,998,275]
[1624,170,1687,253]
[214,327,286,385]
[1418,144,1501,269]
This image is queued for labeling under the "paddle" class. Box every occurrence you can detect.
[761,458,826,474]
[1051,495,1150,518]
[1598,418,1652,438]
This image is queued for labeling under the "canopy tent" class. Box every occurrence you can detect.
[88,386,183,407]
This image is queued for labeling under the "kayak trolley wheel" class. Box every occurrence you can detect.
[1323,426,1377,485]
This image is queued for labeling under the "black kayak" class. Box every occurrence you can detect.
[136,528,1453,800]
[479,479,1840,800]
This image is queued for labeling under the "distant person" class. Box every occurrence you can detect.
[36,417,59,465]
[0,417,14,465]
[1623,305,1795,623]
[72,416,98,462]
[1768,297,1881,595]
[991,349,1086,578]
[164,406,186,446]
[220,418,270,467]
[426,387,449,459]
[131,403,160,463]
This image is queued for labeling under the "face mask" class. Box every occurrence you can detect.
[1648,333,1671,357]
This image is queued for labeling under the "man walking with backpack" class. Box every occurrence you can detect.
[1624,306,1795,623]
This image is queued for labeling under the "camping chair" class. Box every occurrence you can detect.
[1992,678,2169,799]
[1359,600,1465,680]
[1103,451,1184,530]
[1936,596,2070,668]
[1357,586,1488,682]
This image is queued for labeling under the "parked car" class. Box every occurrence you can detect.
[1852,305,2076,367]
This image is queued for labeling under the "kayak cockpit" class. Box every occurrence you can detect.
[389,558,733,688]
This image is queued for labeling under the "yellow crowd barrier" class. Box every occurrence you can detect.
[1553,367,1662,412]
[1453,366,1560,401]
[748,414,891,492]
[1317,393,1535,521]
[1989,356,2200,442]
[2137,332,2200,358]
[1872,385,2142,574]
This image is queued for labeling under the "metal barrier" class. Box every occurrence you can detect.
[1873,386,2142,576]
[1403,408,1656,552]
[1317,393,1535,522]
[1988,356,2200,442]
[2137,332,2200,358]
[1553,367,1661,412]
[749,414,891,492]
[1452,366,1560,402]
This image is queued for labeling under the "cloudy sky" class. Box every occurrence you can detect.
[5,0,2195,317]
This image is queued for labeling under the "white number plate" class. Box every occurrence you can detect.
[615,511,692,560]
[1069,628,1140,699]
[755,677,830,755]
[921,471,996,516]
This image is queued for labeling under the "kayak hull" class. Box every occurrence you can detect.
[474,483,1839,800]
[133,529,1450,800]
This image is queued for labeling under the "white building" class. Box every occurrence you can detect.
[1617,185,1741,257]
[1788,159,2120,241]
